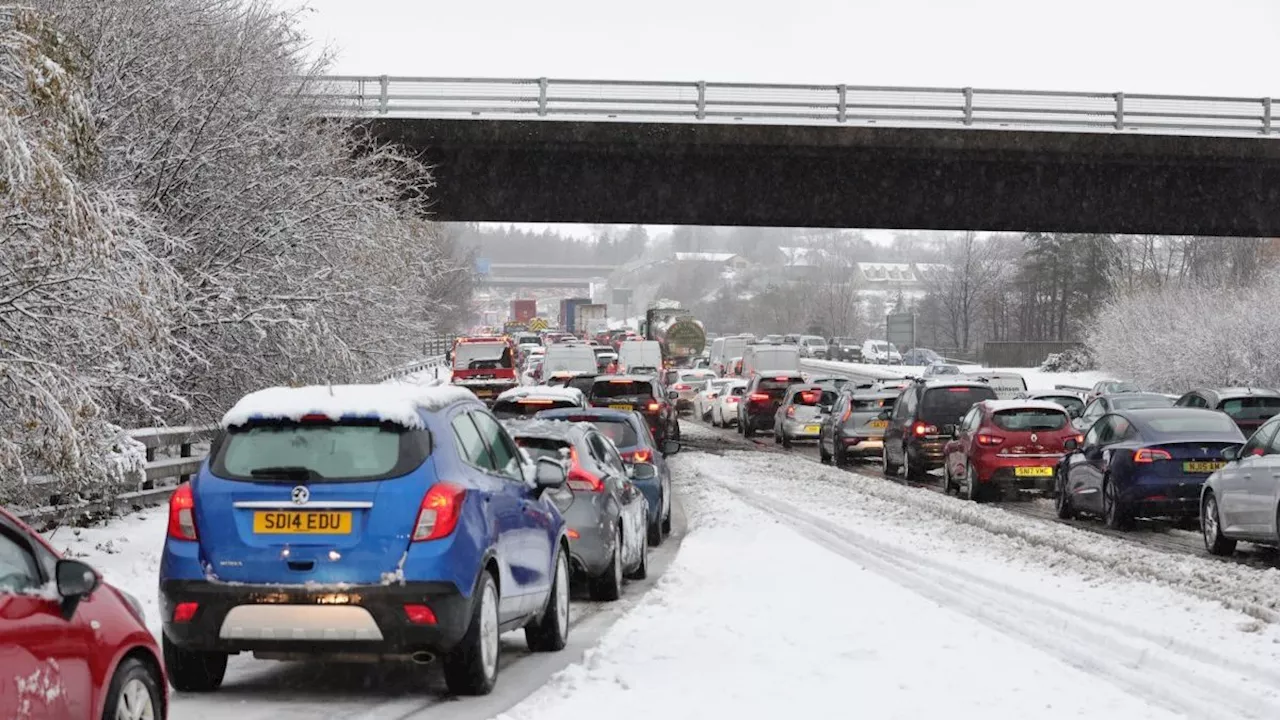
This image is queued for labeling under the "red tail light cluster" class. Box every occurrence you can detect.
[673,384,691,391]
[168,483,199,541]
[1133,448,1173,463]
[976,433,1004,446]
[566,447,605,492]
[786,406,796,418]
[626,449,652,463]
[412,482,466,541]
[646,401,661,412]
[749,392,770,403]
[913,422,940,436]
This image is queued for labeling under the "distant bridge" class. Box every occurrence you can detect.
[318,76,1280,236]
[475,263,618,290]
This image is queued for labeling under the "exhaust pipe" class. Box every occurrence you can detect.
[410,650,435,665]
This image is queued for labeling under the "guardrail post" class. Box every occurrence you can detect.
[179,442,193,484]
[141,446,156,489]
[538,77,549,116]
[837,84,847,123]
[696,81,706,120]
[1114,91,1125,130]
[1264,98,1273,135]
[963,87,974,126]
[378,75,389,115]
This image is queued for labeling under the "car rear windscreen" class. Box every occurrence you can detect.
[492,399,581,418]
[1144,414,1241,435]
[214,421,429,482]
[1112,395,1175,410]
[590,419,640,448]
[854,397,896,411]
[1218,396,1280,421]
[513,437,572,463]
[1038,395,1084,414]
[991,408,1068,431]
[759,378,805,396]
[454,343,512,369]
[593,380,656,400]
[921,387,998,422]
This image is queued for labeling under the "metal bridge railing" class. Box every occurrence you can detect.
[301,75,1280,137]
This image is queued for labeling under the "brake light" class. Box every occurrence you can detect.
[728,397,740,403]
[628,449,652,463]
[674,384,691,391]
[774,376,790,381]
[913,422,939,436]
[403,604,437,625]
[841,407,852,423]
[518,398,554,405]
[786,406,796,418]
[976,433,1004,446]
[412,482,466,541]
[167,483,198,541]
[299,413,331,422]
[801,391,820,403]
[646,401,661,412]
[749,392,770,402]
[172,602,199,623]
[1133,448,1173,463]
[567,448,605,492]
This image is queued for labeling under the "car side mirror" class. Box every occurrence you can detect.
[819,404,832,415]
[534,457,568,489]
[877,410,892,421]
[1063,438,1080,452]
[55,559,100,620]
[630,462,658,481]
[662,440,682,456]
[667,390,679,401]
[1068,407,1082,419]
[1222,446,1240,461]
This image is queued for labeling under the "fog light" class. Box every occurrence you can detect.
[404,603,436,625]
[173,602,199,623]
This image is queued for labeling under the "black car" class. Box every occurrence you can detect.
[1173,387,1280,437]
[588,375,680,444]
[738,372,807,438]
[1072,392,1175,433]
[828,337,863,362]
[883,379,998,481]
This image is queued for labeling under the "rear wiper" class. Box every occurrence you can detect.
[249,466,320,481]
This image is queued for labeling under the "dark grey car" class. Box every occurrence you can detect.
[819,390,898,466]
[504,420,650,601]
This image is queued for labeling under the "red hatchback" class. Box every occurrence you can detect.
[0,508,167,719]
[942,400,1081,502]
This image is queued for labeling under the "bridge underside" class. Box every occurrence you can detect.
[475,276,594,289]
[363,118,1280,237]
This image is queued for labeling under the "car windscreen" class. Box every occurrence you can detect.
[593,380,656,401]
[803,338,824,346]
[590,419,641,448]
[1037,395,1085,414]
[454,343,512,369]
[492,399,581,418]
[213,420,430,482]
[832,337,856,346]
[920,386,998,423]
[1112,395,1175,410]
[512,436,572,463]
[544,354,597,374]
[1218,396,1280,421]
[1142,414,1242,435]
[729,385,747,396]
[991,408,1069,431]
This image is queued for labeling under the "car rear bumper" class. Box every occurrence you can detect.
[160,579,473,655]
[908,441,946,469]
[840,436,884,455]
[982,467,1057,492]
[781,420,822,439]
[1121,478,1206,517]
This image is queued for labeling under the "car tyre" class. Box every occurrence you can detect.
[882,444,901,476]
[965,462,986,503]
[648,504,664,547]
[103,656,163,720]
[834,442,848,468]
[904,448,925,483]
[163,635,227,692]
[662,505,672,535]
[1201,492,1236,556]
[588,529,624,601]
[1054,469,1076,519]
[672,421,682,441]
[1102,478,1133,531]
[626,533,649,580]
[941,462,955,495]
[443,570,500,695]
[743,420,755,439]
[526,551,570,652]
[819,439,832,464]
[781,432,793,449]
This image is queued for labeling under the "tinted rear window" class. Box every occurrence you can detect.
[513,437,571,463]
[1037,395,1085,414]
[921,387,998,422]
[991,409,1068,431]
[591,419,640,448]
[791,389,838,406]
[853,397,896,411]
[593,380,656,399]
[492,399,581,418]
[1113,395,1175,410]
[759,378,804,394]
[1218,397,1280,420]
[1144,414,1241,435]
[213,421,429,482]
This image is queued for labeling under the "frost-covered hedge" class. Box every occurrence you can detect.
[0,3,471,509]
[1089,277,1280,393]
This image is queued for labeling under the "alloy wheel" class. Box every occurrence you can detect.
[115,679,156,720]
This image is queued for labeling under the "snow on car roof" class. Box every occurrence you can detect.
[496,385,585,404]
[502,417,593,440]
[979,399,1070,414]
[220,384,477,429]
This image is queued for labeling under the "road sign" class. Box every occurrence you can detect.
[475,257,491,275]
[611,288,633,305]
[886,312,915,350]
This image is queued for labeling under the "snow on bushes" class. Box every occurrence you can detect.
[1089,276,1280,392]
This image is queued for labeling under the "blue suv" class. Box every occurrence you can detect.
[159,384,571,696]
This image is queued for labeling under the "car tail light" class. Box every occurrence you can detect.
[172,602,199,623]
[801,391,820,403]
[412,482,466,541]
[674,384,690,391]
[728,397,740,404]
[567,447,605,492]
[646,401,661,412]
[403,604,437,625]
[913,422,939,436]
[566,529,580,539]
[786,406,796,418]
[1133,448,1173,463]
[774,376,791,382]
[841,407,852,423]
[976,433,1004,446]
[168,483,198,541]
[749,392,770,403]
[628,449,652,463]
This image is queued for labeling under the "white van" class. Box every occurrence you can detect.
[862,340,902,364]
[743,344,800,377]
[711,335,751,375]
[541,344,598,378]
[618,340,663,374]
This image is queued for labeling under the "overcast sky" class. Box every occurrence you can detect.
[292,1,1279,240]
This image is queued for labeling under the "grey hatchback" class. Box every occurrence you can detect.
[819,390,899,466]
[773,384,838,449]
[504,419,650,601]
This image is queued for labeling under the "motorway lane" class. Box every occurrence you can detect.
[680,411,1280,569]
[173,500,690,720]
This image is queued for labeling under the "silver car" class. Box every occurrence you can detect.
[773,384,838,449]
[819,390,898,466]
[505,419,650,601]
[1201,413,1280,556]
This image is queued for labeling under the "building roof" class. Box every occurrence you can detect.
[857,263,918,282]
[673,252,739,263]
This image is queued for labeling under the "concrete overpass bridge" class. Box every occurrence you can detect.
[316,76,1280,236]
[475,262,617,289]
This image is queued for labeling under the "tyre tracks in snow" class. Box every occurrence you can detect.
[720,481,1280,720]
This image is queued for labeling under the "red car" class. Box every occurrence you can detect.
[0,508,167,719]
[942,400,1081,502]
